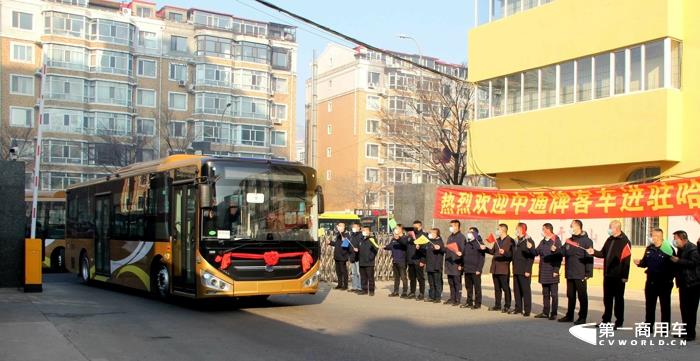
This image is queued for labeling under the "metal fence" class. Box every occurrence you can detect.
[319,233,397,282]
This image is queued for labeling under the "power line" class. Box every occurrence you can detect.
[252,0,467,83]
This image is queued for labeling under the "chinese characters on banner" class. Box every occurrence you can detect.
[433,178,700,220]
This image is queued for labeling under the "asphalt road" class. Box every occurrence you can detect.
[0,273,696,361]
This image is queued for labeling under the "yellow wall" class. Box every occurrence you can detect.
[468,0,683,81]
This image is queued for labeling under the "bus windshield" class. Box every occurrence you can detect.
[203,162,315,242]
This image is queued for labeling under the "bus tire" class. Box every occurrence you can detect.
[152,262,170,299]
[79,253,90,284]
[51,247,66,272]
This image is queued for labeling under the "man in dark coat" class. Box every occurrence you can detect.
[535,223,562,320]
[634,228,675,325]
[425,228,445,303]
[671,230,700,341]
[486,223,514,313]
[461,227,486,309]
[512,222,537,317]
[444,220,465,306]
[384,225,409,297]
[407,220,428,300]
[588,219,631,328]
[559,219,594,325]
[357,226,380,296]
[327,223,350,290]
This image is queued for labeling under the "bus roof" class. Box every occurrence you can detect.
[319,212,360,220]
[66,155,316,191]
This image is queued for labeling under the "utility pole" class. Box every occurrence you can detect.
[30,64,46,239]
[311,50,318,169]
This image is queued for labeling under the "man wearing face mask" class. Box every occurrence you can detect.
[358,226,380,296]
[512,222,537,317]
[634,228,675,326]
[384,224,409,297]
[328,223,351,290]
[445,220,466,306]
[425,228,445,303]
[347,222,363,293]
[670,230,700,342]
[587,219,631,328]
[535,223,562,320]
[407,220,428,300]
[461,227,486,309]
[486,224,514,313]
[559,219,594,325]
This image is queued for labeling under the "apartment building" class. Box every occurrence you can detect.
[305,43,466,213]
[1,0,297,190]
[467,0,697,243]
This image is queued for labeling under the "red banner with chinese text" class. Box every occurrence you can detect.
[433,177,700,220]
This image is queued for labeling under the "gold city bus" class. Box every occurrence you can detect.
[25,190,67,271]
[65,155,323,299]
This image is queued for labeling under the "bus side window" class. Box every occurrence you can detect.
[148,172,170,241]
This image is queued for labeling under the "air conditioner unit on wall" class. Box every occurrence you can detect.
[121,8,132,16]
[368,83,376,89]
[177,80,186,87]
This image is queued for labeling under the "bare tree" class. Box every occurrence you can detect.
[92,131,155,174]
[380,74,485,186]
[0,123,35,161]
[155,107,195,156]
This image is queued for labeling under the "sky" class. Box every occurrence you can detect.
[164,0,477,141]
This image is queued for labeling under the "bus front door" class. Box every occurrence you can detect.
[94,194,111,275]
[172,184,196,293]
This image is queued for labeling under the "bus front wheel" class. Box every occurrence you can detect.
[152,262,170,299]
[79,254,90,284]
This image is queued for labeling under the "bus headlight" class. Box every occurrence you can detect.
[304,271,320,288]
[202,271,230,291]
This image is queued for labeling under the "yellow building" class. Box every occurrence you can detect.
[467,0,700,268]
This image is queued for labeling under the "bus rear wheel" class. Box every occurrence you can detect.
[152,262,170,299]
[79,254,90,284]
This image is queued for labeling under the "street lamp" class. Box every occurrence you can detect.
[397,34,424,184]
[221,102,234,156]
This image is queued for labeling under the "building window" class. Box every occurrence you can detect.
[629,46,642,92]
[169,92,187,111]
[523,70,538,111]
[10,42,33,63]
[559,61,575,104]
[671,40,682,89]
[326,147,332,158]
[12,11,33,30]
[271,131,287,146]
[271,47,290,70]
[138,31,158,49]
[10,75,34,96]
[626,167,661,247]
[168,12,184,22]
[169,63,188,81]
[594,53,611,99]
[170,35,188,53]
[136,7,152,18]
[366,119,379,134]
[10,107,34,127]
[644,40,664,90]
[614,50,626,95]
[327,101,333,112]
[491,77,505,116]
[136,89,156,107]
[368,71,380,87]
[506,73,521,114]
[93,50,132,75]
[365,168,379,183]
[327,124,332,135]
[273,77,288,93]
[367,95,380,111]
[577,57,592,102]
[326,170,332,181]
[169,121,186,138]
[272,104,287,120]
[136,118,155,136]
[137,59,156,77]
[365,143,379,158]
[540,66,556,108]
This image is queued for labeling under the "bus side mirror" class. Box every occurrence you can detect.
[316,185,324,214]
[200,184,212,208]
